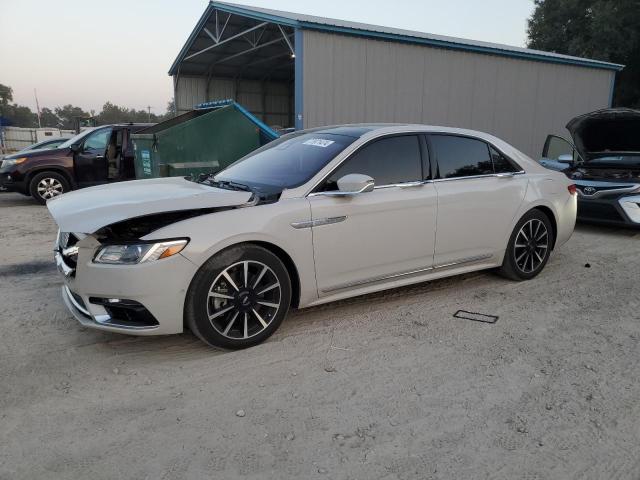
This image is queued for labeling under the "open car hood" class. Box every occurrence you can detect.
[567,108,640,159]
[47,177,252,233]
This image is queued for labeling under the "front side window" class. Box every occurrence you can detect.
[321,135,422,191]
[83,128,113,151]
[431,135,493,179]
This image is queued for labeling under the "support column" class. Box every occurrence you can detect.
[294,29,304,130]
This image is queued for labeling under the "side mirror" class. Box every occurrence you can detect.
[315,173,375,197]
[542,134,582,164]
[337,174,375,194]
[69,143,81,153]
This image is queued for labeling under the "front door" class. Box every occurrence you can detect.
[308,134,437,295]
[428,134,528,266]
[74,127,112,186]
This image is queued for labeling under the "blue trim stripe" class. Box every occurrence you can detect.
[211,3,298,28]
[608,72,617,107]
[169,1,624,75]
[303,23,623,72]
[294,28,304,130]
[195,100,280,140]
[169,4,215,75]
[233,103,280,140]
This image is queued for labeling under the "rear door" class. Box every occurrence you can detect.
[428,134,528,267]
[308,134,438,295]
[74,127,112,186]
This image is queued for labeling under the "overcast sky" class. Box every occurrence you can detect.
[1,0,535,114]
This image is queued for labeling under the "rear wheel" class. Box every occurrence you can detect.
[185,245,292,349]
[29,171,70,204]
[499,210,553,281]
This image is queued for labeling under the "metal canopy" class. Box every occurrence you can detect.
[171,1,624,74]
[171,4,295,83]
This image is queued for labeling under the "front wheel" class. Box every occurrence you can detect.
[499,210,553,281]
[185,245,292,349]
[29,171,70,204]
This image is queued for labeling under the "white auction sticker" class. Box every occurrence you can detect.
[303,139,335,148]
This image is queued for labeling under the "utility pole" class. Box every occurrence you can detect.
[34,89,42,128]
[147,105,151,123]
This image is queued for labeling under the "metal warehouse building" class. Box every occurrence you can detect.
[169,2,623,158]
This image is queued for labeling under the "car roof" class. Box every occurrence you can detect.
[301,123,504,140]
[307,124,403,137]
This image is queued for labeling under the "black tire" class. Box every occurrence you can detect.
[29,171,71,205]
[499,209,553,281]
[185,244,292,349]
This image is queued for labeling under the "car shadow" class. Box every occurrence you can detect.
[0,192,37,207]
[575,221,639,237]
[72,269,495,359]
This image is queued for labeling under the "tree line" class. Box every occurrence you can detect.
[0,84,175,129]
[528,0,639,108]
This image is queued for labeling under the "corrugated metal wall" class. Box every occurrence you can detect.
[0,127,74,153]
[302,30,614,158]
[175,76,293,128]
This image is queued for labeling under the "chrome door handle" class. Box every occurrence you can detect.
[398,181,425,188]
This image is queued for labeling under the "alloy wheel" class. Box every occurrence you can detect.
[37,177,64,200]
[514,219,549,274]
[207,260,282,340]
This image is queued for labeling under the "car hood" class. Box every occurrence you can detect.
[2,147,71,161]
[567,108,640,160]
[47,177,253,233]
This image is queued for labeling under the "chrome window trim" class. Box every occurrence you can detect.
[433,171,526,183]
[307,179,434,197]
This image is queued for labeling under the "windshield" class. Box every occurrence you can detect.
[585,154,640,167]
[19,139,64,152]
[57,127,100,149]
[214,132,358,190]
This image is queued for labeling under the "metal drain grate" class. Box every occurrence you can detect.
[453,310,499,324]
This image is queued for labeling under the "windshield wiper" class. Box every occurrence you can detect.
[207,179,253,192]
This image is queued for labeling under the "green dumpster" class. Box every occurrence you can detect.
[131,100,279,179]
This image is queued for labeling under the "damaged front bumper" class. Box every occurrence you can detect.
[55,233,198,336]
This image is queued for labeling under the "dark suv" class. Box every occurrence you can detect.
[0,123,151,204]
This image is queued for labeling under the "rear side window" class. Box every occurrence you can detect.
[490,146,520,173]
[322,135,422,190]
[431,135,493,178]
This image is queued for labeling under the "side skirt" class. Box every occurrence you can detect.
[301,256,500,309]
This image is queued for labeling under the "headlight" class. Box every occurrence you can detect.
[94,239,188,265]
[1,157,27,167]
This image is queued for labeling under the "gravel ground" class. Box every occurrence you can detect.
[1,191,639,480]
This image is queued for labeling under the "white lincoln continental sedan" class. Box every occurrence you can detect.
[48,124,577,349]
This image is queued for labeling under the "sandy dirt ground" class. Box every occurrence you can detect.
[1,191,639,480]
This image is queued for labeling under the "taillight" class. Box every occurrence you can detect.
[568,184,577,196]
